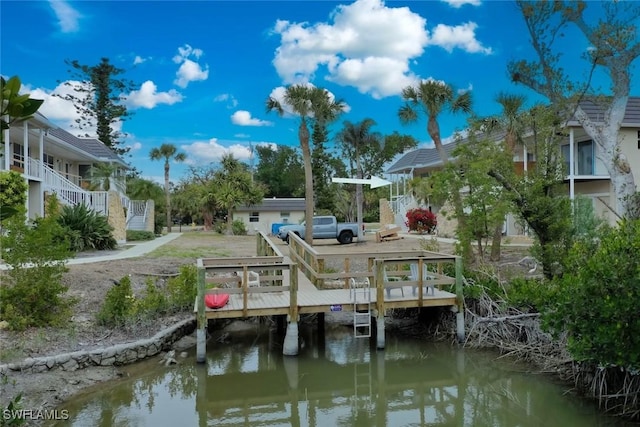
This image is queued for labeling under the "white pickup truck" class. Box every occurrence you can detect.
[276,216,360,244]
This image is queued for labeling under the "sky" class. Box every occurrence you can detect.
[2,0,638,184]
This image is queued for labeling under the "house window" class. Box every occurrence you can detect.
[561,141,594,175]
[43,153,54,168]
[12,143,24,168]
[249,212,260,222]
[637,130,640,149]
[280,212,290,223]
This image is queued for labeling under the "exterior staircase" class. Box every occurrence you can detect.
[39,160,109,215]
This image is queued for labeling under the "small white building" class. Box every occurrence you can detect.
[234,198,305,235]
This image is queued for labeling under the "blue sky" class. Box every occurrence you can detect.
[2,0,637,183]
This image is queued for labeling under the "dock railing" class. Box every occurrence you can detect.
[286,231,460,298]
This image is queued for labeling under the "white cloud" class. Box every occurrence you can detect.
[214,93,238,108]
[271,0,427,97]
[26,80,124,139]
[441,0,481,8]
[231,110,273,127]
[271,0,492,97]
[428,22,492,54]
[126,80,183,109]
[133,55,151,65]
[48,0,81,33]
[268,84,351,116]
[234,133,250,138]
[128,141,142,151]
[328,56,419,99]
[181,138,277,163]
[173,44,209,88]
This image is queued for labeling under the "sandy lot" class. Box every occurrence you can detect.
[0,231,531,421]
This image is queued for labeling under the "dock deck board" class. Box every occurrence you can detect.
[201,269,457,320]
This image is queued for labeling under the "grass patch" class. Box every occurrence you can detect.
[147,246,231,258]
[146,232,236,258]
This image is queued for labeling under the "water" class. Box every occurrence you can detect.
[48,322,632,427]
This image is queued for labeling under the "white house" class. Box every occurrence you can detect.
[234,198,305,235]
[1,112,153,242]
[385,97,640,236]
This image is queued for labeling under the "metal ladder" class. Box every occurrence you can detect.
[353,359,373,413]
[350,278,371,338]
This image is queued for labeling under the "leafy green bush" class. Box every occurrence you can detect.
[232,219,247,235]
[0,200,74,331]
[166,265,198,310]
[134,278,168,318]
[58,204,117,251]
[126,230,155,241]
[544,219,640,369]
[505,277,556,312]
[96,275,135,327]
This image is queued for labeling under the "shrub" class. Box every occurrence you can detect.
[58,204,117,251]
[505,277,557,312]
[232,219,247,235]
[134,278,168,318]
[0,199,74,331]
[126,230,155,241]
[405,208,437,234]
[166,265,198,311]
[544,219,640,369]
[96,275,135,327]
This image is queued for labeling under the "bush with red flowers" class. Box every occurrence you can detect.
[405,208,437,234]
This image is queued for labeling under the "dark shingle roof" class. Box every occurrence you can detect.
[48,128,126,165]
[568,96,640,126]
[386,140,460,174]
[236,198,306,212]
[388,97,640,174]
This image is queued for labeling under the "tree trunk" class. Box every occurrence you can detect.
[356,154,363,242]
[164,161,171,233]
[226,207,234,235]
[300,120,314,245]
[490,223,502,261]
[427,117,473,264]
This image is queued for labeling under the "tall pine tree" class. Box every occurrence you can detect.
[59,57,136,156]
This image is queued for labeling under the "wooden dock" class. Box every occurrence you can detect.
[195,232,464,361]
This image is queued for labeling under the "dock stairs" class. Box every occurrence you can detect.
[350,278,372,338]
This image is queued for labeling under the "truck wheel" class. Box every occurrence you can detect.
[338,231,353,244]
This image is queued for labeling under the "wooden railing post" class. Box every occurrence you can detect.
[343,258,350,289]
[283,263,299,356]
[316,258,325,289]
[196,260,206,363]
[455,257,465,343]
[242,266,248,318]
[374,259,386,350]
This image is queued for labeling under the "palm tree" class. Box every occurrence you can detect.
[149,143,186,232]
[213,153,264,235]
[398,79,473,260]
[87,162,117,191]
[336,119,381,241]
[266,84,346,244]
[487,92,527,260]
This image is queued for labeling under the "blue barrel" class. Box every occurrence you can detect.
[271,223,286,235]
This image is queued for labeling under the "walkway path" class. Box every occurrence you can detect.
[68,233,182,265]
[0,233,183,270]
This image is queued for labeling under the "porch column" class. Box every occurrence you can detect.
[569,128,575,200]
[23,121,29,175]
[39,129,44,162]
[2,121,9,169]
[523,145,528,173]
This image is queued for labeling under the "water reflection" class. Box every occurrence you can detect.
[49,323,630,427]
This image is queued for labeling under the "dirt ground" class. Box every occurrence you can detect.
[0,231,532,420]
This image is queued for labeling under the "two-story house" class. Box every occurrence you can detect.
[385,97,640,236]
[1,112,153,243]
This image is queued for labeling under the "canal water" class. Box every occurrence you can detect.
[48,320,632,427]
